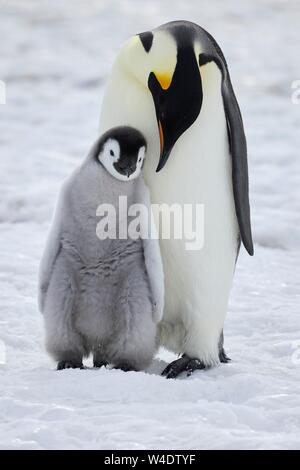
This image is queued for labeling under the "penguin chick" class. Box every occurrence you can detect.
[38,126,164,372]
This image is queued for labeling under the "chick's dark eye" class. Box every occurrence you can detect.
[110,149,114,156]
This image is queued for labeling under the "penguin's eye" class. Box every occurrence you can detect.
[137,146,146,164]
[110,149,115,157]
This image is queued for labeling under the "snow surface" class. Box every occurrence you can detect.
[0,0,300,450]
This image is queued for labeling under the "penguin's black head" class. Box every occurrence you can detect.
[119,21,204,172]
[145,23,203,172]
[95,127,147,181]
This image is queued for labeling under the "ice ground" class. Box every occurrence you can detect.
[0,0,300,450]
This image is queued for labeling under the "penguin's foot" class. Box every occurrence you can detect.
[114,363,137,372]
[219,348,231,363]
[93,360,108,369]
[161,355,205,379]
[57,360,84,370]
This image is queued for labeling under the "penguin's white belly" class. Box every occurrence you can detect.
[144,102,239,364]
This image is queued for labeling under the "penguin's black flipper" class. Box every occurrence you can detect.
[199,30,254,257]
[220,67,254,256]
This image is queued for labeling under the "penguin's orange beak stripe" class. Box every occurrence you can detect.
[158,120,164,154]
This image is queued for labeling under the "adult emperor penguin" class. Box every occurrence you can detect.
[99,21,253,378]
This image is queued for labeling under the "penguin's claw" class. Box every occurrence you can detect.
[161,357,188,378]
[114,363,137,372]
[219,348,231,363]
[57,360,84,370]
[162,355,205,379]
[93,360,108,369]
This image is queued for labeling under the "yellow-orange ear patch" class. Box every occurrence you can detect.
[154,72,172,90]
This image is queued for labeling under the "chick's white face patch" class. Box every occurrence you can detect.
[136,146,146,173]
[98,138,121,179]
[99,138,146,181]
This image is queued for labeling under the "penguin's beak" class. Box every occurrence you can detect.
[147,46,203,173]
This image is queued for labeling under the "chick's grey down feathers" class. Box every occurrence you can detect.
[38,135,164,371]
